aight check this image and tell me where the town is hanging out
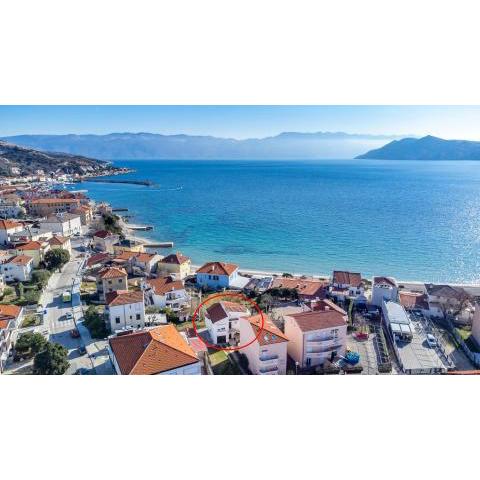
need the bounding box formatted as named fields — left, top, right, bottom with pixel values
left=0, top=173, right=479, bottom=375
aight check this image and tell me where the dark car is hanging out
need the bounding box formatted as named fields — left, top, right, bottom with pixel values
left=70, top=328, right=80, bottom=338
left=78, top=345, right=87, bottom=355
left=74, top=368, right=91, bottom=375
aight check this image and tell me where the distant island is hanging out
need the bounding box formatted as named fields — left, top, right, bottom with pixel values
left=1, top=131, right=405, bottom=160
left=0, top=140, right=129, bottom=177
left=356, top=135, right=480, bottom=160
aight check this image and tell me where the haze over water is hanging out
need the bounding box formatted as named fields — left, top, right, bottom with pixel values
left=77, top=159, right=480, bottom=284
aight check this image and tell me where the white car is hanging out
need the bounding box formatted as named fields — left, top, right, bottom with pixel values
left=426, top=334, right=437, bottom=348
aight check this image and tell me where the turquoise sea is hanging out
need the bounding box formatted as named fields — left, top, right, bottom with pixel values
left=75, top=160, right=480, bottom=284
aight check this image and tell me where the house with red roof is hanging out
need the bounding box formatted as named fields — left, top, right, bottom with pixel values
left=105, top=290, right=145, bottom=332
left=14, top=240, right=50, bottom=267
left=195, top=261, right=239, bottom=290
left=371, top=276, right=398, bottom=307
left=0, top=219, right=24, bottom=245
left=284, top=306, right=348, bottom=369
left=92, top=230, right=119, bottom=254
left=330, top=270, right=366, bottom=303
left=238, top=313, right=289, bottom=374
left=108, top=325, right=201, bottom=375
left=271, top=276, right=328, bottom=302
left=158, top=252, right=191, bottom=279
left=0, top=255, right=34, bottom=282
left=145, top=276, right=189, bottom=312
left=96, top=266, right=128, bottom=300
left=204, top=300, right=250, bottom=345
left=0, top=304, right=24, bottom=372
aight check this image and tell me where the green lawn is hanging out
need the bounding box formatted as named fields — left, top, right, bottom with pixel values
left=209, top=350, right=242, bottom=375
left=456, top=327, right=471, bottom=341
left=21, top=314, right=41, bottom=328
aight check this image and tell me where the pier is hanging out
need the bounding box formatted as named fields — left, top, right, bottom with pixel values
left=145, top=242, right=174, bottom=248
left=128, top=224, right=154, bottom=231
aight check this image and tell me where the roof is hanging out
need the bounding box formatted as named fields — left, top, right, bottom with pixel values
left=134, top=252, right=157, bottom=263
left=30, top=198, right=79, bottom=204
left=114, top=250, right=138, bottom=261
left=98, top=266, right=127, bottom=279
left=16, top=240, right=45, bottom=251
left=332, top=271, right=362, bottom=287
left=287, top=309, right=347, bottom=332
left=161, top=252, right=190, bottom=265
left=374, top=276, right=397, bottom=287
left=383, top=301, right=411, bottom=325
left=206, top=301, right=248, bottom=323
left=6, top=255, right=33, bottom=266
left=43, top=213, right=80, bottom=223
left=147, top=276, right=184, bottom=295
left=271, top=277, right=328, bottom=297
left=48, top=235, right=69, bottom=246
left=105, top=290, right=144, bottom=307
left=425, top=283, right=468, bottom=300
left=73, top=205, right=92, bottom=212
left=86, top=252, right=111, bottom=267
left=196, top=261, right=238, bottom=276
left=399, top=291, right=429, bottom=310
left=93, top=230, right=114, bottom=239
left=0, top=219, right=22, bottom=230
left=245, top=313, right=288, bottom=345
left=109, top=325, right=198, bottom=375
left=309, top=298, right=347, bottom=315
left=0, top=304, right=22, bottom=322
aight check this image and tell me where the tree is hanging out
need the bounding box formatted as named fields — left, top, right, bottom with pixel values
left=83, top=305, right=108, bottom=338
left=18, top=282, right=24, bottom=299
left=102, top=212, right=122, bottom=235
left=282, top=272, right=293, bottom=278
left=15, top=332, right=47, bottom=356
left=44, top=249, right=70, bottom=272
left=33, top=342, right=69, bottom=375
left=32, top=269, right=51, bottom=288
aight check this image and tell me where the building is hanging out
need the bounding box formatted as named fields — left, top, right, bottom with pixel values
left=113, top=250, right=160, bottom=275
left=271, top=276, right=328, bottom=302
left=425, top=283, right=470, bottom=319
left=108, top=325, right=201, bottom=375
left=204, top=300, right=250, bottom=345
left=382, top=300, right=414, bottom=341
left=86, top=252, right=111, bottom=269
left=238, top=313, right=289, bottom=374
left=27, top=197, right=81, bottom=216
left=113, top=238, right=145, bottom=255
left=38, top=213, right=82, bottom=237
left=399, top=290, right=429, bottom=314
left=10, top=227, right=53, bottom=244
left=96, top=266, right=128, bottom=300
left=284, top=306, right=348, bottom=369
left=196, top=261, right=239, bottom=290
left=92, top=230, right=119, bottom=254
left=146, top=276, right=189, bottom=311
left=371, top=276, right=398, bottom=307
left=471, top=304, right=480, bottom=347
left=330, top=270, right=365, bottom=302
left=158, top=252, right=191, bottom=279
left=15, top=240, right=50, bottom=267
left=0, top=304, right=24, bottom=373
left=48, top=235, right=72, bottom=255
left=0, top=255, right=34, bottom=282
left=71, top=204, right=93, bottom=225
left=0, top=195, right=26, bottom=218
left=105, top=290, right=145, bottom=332
left=0, top=219, right=24, bottom=245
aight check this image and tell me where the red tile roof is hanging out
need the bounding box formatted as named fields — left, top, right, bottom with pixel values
left=16, top=241, right=45, bottom=251
left=399, top=291, right=429, bottom=310
left=332, top=271, right=362, bottom=287
left=86, top=252, right=111, bottom=267
left=271, top=277, right=328, bottom=297
left=106, top=290, right=144, bottom=307
left=161, top=252, right=190, bottom=265
left=196, top=261, right=238, bottom=276
left=287, top=310, right=347, bottom=332
left=7, top=255, right=33, bottom=266
left=0, top=219, right=23, bottom=230
left=147, top=276, right=185, bottom=295
left=309, top=299, right=347, bottom=315
left=30, top=198, right=80, bottom=204
left=0, top=304, right=22, bottom=322
left=206, top=301, right=248, bottom=323
left=109, top=325, right=198, bottom=375
left=94, top=230, right=114, bottom=239
left=98, top=266, right=127, bottom=279
left=49, top=235, right=69, bottom=246
left=374, top=276, right=397, bottom=287
left=245, top=313, right=288, bottom=345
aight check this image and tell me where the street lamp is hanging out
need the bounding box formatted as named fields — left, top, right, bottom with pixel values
left=295, top=361, right=299, bottom=375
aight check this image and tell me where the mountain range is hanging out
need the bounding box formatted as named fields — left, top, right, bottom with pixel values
left=1, top=132, right=404, bottom=160
left=357, top=135, right=480, bottom=160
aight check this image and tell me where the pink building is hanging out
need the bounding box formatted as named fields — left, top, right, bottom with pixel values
left=284, top=306, right=347, bottom=369
left=238, top=314, right=288, bottom=375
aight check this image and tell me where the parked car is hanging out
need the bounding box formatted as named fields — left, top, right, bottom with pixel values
left=65, top=312, right=73, bottom=321
left=70, top=328, right=80, bottom=338
left=426, top=334, right=437, bottom=348
left=74, top=367, right=91, bottom=375
left=78, top=345, right=87, bottom=355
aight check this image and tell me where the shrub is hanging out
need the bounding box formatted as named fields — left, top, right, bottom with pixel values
left=32, top=269, right=51, bottom=288
left=83, top=305, right=108, bottom=339
left=44, top=249, right=70, bottom=271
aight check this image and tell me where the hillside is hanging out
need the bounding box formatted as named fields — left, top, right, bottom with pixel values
left=0, top=140, right=120, bottom=177
left=1, top=131, right=404, bottom=160
left=356, top=135, right=480, bottom=160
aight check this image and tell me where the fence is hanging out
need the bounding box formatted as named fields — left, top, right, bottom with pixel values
left=446, top=318, right=480, bottom=368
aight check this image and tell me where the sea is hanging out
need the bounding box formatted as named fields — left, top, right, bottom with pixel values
left=73, top=159, right=480, bottom=284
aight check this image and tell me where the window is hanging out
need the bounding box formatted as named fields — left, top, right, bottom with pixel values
left=118, top=279, right=122, bottom=284
left=136, top=314, right=141, bottom=320
left=115, top=317, right=120, bottom=324
left=108, top=280, right=112, bottom=285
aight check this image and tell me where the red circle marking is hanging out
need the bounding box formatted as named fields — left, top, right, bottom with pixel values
left=191, top=292, right=265, bottom=351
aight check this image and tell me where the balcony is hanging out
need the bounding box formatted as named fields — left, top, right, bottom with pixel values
left=259, top=354, right=279, bottom=362
left=259, top=365, right=279, bottom=374
left=307, top=335, right=338, bottom=344
left=306, top=344, right=343, bottom=355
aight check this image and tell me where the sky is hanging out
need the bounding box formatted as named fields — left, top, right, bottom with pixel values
left=1, top=105, right=480, bottom=140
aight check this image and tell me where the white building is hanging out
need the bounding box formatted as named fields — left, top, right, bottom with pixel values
left=92, top=230, right=119, bottom=253
left=0, top=255, right=34, bottom=282
left=105, top=290, right=145, bottom=333
left=204, top=300, right=250, bottom=345
left=196, top=261, right=239, bottom=290
left=382, top=300, right=413, bottom=341
left=0, top=305, right=24, bottom=373
left=145, top=276, right=189, bottom=312
left=471, top=304, right=480, bottom=347
left=331, top=270, right=365, bottom=302
left=108, top=325, right=201, bottom=375
left=39, top=213, right=82, bottom=237
left=0, top=219, right=24, bottom=245
left=238, top=313, right=289, bottom=374
left=0, top=195, right=26, bottom=218
left=371, top=276, right=398, bottom=307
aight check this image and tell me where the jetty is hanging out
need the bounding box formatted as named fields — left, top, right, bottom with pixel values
left=112, top=208, right=128, bottom=212
left=145, top=242, right=174, bottom=248
left=128, top=224, right=154, bottom=231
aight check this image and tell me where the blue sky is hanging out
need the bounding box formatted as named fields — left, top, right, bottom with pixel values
left=1, top=105, right=480, bottom=140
